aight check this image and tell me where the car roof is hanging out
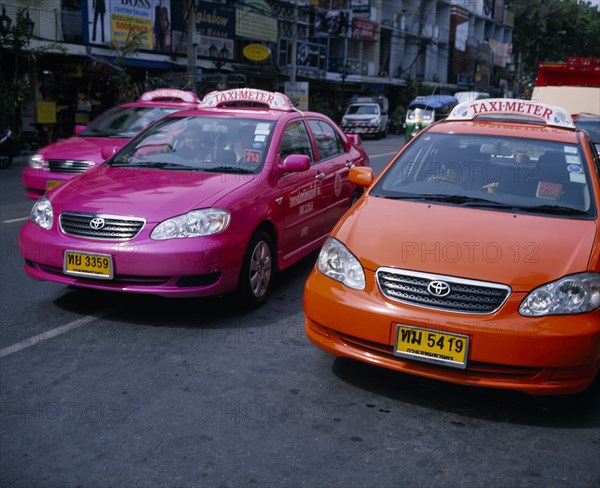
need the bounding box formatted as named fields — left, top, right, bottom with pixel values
left=429, top=119, right=580, bottom=144
left=161, top=88, right=334, bottom=123
left=435, top=98, right=582, bottom=142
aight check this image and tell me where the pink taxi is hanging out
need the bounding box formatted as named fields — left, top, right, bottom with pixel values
left=19, top=88, right=369, bottom=307
left=22, top=89, right=201, bottom=199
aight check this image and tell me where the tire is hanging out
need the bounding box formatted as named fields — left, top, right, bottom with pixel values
left=235, top=230, right=274, bottom=308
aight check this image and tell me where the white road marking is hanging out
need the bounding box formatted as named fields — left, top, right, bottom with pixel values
left=369, top=151, right=398, bottom=158
left=2, top=216, right=29, bottom=224
left=0, top=309, right=116, bottom=359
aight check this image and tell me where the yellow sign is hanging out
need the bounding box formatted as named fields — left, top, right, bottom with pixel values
left=111, top=14, right=152, bottom=50
left=37, top=101, right=57, bottom=124
left=243, top=44, right=271, bottom=62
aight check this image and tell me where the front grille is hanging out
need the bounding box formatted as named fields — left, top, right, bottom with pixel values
left=48, top=160, right=94, bottom=174
left=60, top=212, right=145, bottom=240
left=376, top=268, right=510, bottom=314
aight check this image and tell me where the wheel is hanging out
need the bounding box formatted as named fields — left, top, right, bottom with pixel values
left=236, top=230, right=274, bottom=308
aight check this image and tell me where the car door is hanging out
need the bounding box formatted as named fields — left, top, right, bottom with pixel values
left=277, top=120, right=329, bottom=259
left=307, top=118, right=354, bottom=231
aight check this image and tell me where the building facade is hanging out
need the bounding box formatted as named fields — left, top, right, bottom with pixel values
left=0, top=0, right=513, bottom=139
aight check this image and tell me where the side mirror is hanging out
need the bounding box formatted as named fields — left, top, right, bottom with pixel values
left=349, top=166, right=374, bottom=188
left=74, top=125, right=86, bottom=134
left=281, top=154, right=310, bottom=173
left=101, top=145, right=119, bottom=160
left=346, top=134, right=362, bottom=146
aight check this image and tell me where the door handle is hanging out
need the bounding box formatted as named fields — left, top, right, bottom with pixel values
left=315, top=172, right=326, bottom=180
left=345, top=161, right=354, bottom=168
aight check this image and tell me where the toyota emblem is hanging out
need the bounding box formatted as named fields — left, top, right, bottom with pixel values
left=427, top=280, right=451, bottom=297
left=90, top=217, right=106, bottom=230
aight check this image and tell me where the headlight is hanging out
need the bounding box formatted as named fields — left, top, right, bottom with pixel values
left=151, top=209, right=230, bottom=240
left=30, top=195, right=53, bottom=230
left=29, top=154, right=46, bottom=169
left=341, top=118, right=349, bottom=125
left=316, top=237, right=365, bottom=290
left=519, top=273, right=600, bottom=316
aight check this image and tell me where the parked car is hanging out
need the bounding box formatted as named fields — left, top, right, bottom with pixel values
left=19, top=88, right=369, bottom=307
left=573, top=113, right=600, bottom=152
left=304, top=98, right=600, bottom=395
left=22, top=89, right=201, bottom=199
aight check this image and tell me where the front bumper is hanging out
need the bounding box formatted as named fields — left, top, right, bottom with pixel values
left=303, top=268, right=600, bottom=395
left=19, top=221, right=246, bottom=298
left=341, top=124, right=380, bottom=135
left=22, top=167, right=79, bottom=200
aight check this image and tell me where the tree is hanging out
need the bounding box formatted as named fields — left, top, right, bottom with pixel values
left=0, top=7, right=35, bottom=133
left=106, top=28, right=149, bottom=104
left=511, top=0, right=600, bottom=86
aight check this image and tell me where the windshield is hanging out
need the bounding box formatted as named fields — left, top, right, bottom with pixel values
left=346, top=105, right=378, bottom=115
left=80, top=106, right=179, bottom=138
left=574, top=118, right=600, bottom=144
left=109, top=116, right=275, bottom=174
left=371, top=132, right=595, bottom=218
left=406, top=107, right=433, bottom=121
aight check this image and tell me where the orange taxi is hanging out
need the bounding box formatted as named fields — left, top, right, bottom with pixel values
left=304, top=98, right=600, bottom=395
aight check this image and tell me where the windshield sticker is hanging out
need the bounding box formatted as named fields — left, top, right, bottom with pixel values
left=243, top=149, right=262, bottom=164
left=565, top=154, right=581, bottom=165
left=255, top=123, right=271, bottom=134
left=252, top=142, right=263, bottom=149
left=564, top=146, right=578, bottom=154
left=537, top=181, right=562, bottom=199
left=567, top=164, right=583, bottom=174
left=570, top=173, right=586, bottom=184
left=254, top=135, right=266, bottom=142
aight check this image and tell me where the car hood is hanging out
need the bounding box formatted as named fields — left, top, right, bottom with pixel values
left=336, top=197, right=597, bottom=292
left=39, top=136, right=129, bottom=164
left=49, top=166, right=254, bottom=222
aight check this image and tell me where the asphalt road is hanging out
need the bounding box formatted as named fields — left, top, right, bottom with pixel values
left=1, top=135, right=598, bottom=488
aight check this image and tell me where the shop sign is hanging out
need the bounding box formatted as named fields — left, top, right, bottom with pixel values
left=243, top=44, right=271, bottom=62
left=236, top=0, right=277, bottom=43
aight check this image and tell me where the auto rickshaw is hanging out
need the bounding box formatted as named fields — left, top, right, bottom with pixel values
left=403, top=94, right=458, bottom=142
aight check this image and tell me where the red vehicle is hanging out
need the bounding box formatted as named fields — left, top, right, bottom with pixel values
left=22, top=89, right=201, bottom=199
left=532, top=57, right=600, bottom=120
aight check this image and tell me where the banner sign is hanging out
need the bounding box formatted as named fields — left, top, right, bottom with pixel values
left=86, top=0, right=172, bottom=52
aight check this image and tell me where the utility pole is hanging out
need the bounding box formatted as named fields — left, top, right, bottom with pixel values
left=187, top=1, right=197, bottom=91
left=290, top=0, right=297, bottom=82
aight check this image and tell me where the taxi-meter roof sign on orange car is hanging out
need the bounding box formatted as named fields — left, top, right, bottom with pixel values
left=304, top=98, right=600, bottom=395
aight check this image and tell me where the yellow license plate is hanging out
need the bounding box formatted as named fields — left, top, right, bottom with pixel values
left=63, top=251, right=113, bottom=280
left=46, top=180, right=62, bottom=190
left=394, top=325, right=469, bottom=369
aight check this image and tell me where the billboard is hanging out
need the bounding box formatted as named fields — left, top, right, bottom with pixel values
left=86, top=0, right=172, bottom=53
left=314, top=9, right=352, bottom=38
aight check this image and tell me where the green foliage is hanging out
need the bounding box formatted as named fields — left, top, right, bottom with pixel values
left=511, top=0, right=600, bottom=84
left=106, top=28, right=150, bottom=104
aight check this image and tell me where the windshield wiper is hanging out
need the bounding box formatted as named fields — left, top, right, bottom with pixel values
left=517, top=204, right=588, bottom=216
left=110, top=161, right=196, bottom=171
left=205, top=165, right=255, bottom=174
left=378, top=194, right=508, bottom=207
